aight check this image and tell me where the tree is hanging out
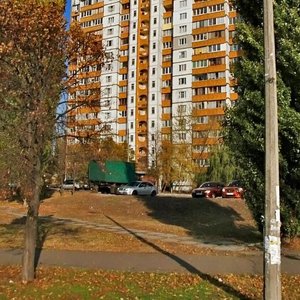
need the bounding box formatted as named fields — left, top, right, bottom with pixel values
left=0, top=0, right=105, bottom=282
left=224, top=0, right=300, bottom=238
left=64, top=137, right=131, bottom=184
left=205, top=144, right=238, bottom=184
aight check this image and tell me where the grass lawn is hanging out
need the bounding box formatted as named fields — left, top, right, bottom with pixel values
left=0, top=265, right=299, bottom=299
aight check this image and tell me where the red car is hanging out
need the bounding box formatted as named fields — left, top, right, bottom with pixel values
left=222, top=180, right=244, bottom=198
left=192, top=181, right=225, bottom=198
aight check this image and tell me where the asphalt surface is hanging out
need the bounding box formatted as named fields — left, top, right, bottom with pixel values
left=0, top=248, right=299, bottom=275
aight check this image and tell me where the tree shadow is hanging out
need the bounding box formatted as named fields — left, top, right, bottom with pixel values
left=8, top=215, right=81, bottom=274
left=105, top=215, right=253, bottom=300
left=138, top=195, right=262, bottom=246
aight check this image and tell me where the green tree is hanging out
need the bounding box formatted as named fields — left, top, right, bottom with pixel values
left=224, top=0, right=300, bottom=237
left=0, top=0, right=105, bottom=282
left=205, top=145, right=238, bottom=185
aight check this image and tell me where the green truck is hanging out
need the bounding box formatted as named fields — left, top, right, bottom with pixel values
left=88, top=160, right=137, bottom=193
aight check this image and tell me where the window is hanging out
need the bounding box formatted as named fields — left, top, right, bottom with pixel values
left=164, top=17, right=172, bottom=24
left=193, top=33, right=207, bottom=41
left=179, top=77, right=187, bottom=85
left=163, top=67, right=172, bottom=74
left=179, top=0, right=187, bottom=7
left=151, top=120, right=155, bottom=128
left=106, top=76, right=112, bottom=82
left=151, top=107, right=155, bottom=114
left=107, top=28, right=113, bottom=35
left=179, top=25, right=187, bottom=33
left=163, top=54, right=172, bottom=62
left=153, top=18, right=157, bottom=24
left=208, top=44, right=221, bottom=52
left=179, top=91, right=186, bottom=99
left=132, top=46, right=135, bottom=53
left=179, top=51, right=187, bottom=58
left=178, top=105, right=186, bottom=113
left=180, top=12, right=187, bottom=20
left=193, top=60, right=208, bottom=68
left=163, top=41, right=172, bottom=49
left=119, top=98, right=127, bottom=105
left=179, top=64, right=186, bottom=72
left=163, top=29, right=172, bottom=36
left=178, top=132, right=186, bottom=140
left=120, top=111, right=127, bottom=117
left=106, top=40, right=113, bottom=47
left=108, top=17, right=114, bottom=24
left=152, top=81, right=155, bottom=88
left=179, top=38, right=187, bottom=46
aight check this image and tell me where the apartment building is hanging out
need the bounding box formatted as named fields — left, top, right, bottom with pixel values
left=67, top=0, right=239, bottom=174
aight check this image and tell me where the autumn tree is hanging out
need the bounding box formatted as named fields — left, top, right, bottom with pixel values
left=0, top=0, right=105, bottom=282
left=63, top=137, right=131, bottom=184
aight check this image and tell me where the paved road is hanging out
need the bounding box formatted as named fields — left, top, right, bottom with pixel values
left=0, top=248, right=299, bottom=275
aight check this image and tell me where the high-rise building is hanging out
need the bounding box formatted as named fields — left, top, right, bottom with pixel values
left=67, top=0, right=239, bottom=174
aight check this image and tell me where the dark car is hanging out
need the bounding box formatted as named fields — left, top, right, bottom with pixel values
left=222, top=180, right=244, bottom=198
left=192, top=181, right=225, bottom=198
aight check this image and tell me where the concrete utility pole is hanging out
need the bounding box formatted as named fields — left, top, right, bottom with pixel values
left=263, top=0, right=281, bottom=299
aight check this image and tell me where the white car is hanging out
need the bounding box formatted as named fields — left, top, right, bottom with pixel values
left=117, top=181, right=157, bottom=196
left=61, top=179, right=80, bottom=191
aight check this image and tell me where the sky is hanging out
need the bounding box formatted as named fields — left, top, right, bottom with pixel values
left=64, top=0, right=71, bottom=25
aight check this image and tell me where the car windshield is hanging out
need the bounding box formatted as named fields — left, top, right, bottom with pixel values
left=200, top=182, right=217, bottom=188
left=64, top=180, right=74, bottom=184
left=127, top=182, right=140, bottom=187
left=228, top=181, right=240, bottom=187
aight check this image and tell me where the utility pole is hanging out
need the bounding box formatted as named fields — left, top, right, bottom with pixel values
left=263, top=0, right=281, bottom=299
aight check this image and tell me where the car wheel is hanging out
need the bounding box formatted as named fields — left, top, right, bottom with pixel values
left=151, top=191, right=156, bottom=197
left=132, top=190, right=138, bottom=195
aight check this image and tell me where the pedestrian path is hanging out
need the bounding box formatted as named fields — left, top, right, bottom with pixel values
left=0, top=248, right=299, bottom=275
left=5, top=206, right=259, bottom=252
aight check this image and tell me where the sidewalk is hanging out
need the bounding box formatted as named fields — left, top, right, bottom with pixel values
left=0, top=248, right=299, bottom=275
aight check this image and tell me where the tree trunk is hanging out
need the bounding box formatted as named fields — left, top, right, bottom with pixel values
left=22, top=157, right=41, bottom=283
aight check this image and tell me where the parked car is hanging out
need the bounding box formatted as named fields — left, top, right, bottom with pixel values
left=117, top=181, right=157, bottom=196
left=222, top=180, right=244, bottom=198
left=191, top=181, right=225, bottom=198
left=61, top=179, right=80, bottom=191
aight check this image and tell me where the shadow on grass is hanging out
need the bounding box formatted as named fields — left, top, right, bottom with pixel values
left=8, top=215, right=81, bottom=274
left=137, top=195, right=261, bottom=246
left=105, top=214, right=253, bottom=300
